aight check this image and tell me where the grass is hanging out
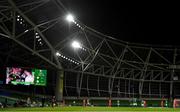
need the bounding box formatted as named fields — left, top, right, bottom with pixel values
left=0, top=106, right=180, bottom=112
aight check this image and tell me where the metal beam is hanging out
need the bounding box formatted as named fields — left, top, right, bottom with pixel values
left=8, top=0, right=62, bottom=69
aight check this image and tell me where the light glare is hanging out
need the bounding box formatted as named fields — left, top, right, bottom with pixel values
left=66, top=14, right=74, bottom=22
left=56, top=52, right=60, bottom=56
left=72, top=41, right=81, bottom=49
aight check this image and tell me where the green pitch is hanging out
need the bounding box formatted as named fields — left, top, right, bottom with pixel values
left=0, top=106, right=180, bottom=112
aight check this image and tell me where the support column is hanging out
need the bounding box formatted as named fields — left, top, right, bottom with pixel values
left=170, top=48, right=177, bottom=107
left=170, top=70, right=174, bottom=107
left=55, top=70, right=64, bottom=102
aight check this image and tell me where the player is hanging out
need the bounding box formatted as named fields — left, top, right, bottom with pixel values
left=23, top=70, right=34, bottom=85
left=6, top=68, right=21, bottom=84
left=26, top=97, right=31, bottom=107
left=52, top=96, right=56, bottom=107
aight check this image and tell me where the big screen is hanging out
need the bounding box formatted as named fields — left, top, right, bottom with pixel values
left=6, top=67, right=47, bottom=86
left=6, top=67, right=34, bottom=85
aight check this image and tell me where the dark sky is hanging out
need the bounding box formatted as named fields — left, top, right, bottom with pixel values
left=62, top=1, right=179, bottom=46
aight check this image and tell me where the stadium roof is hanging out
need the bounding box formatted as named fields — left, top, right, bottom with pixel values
left=0, top=0, right=179, bottom=72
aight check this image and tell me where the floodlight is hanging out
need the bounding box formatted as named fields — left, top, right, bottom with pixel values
left=56, top=52, right=60, bottom=56
left=36, top=35, right=40, bottom=38
left=72, top=41, right=81, bottom=49
left=66, top=14, right=74, bottom=23
left=24, top=30, right=29, bottom=33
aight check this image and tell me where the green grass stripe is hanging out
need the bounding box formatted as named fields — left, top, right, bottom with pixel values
left=1, top=106, right=180, bottom=111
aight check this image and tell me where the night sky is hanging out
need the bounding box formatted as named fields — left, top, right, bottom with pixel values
left=62, top=1, right=179, bottom=46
